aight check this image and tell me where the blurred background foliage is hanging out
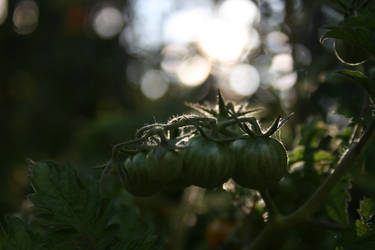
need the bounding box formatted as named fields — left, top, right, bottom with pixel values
left=1, top=0, right=375, bottom=249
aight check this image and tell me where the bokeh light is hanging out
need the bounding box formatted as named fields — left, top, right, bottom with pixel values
left=265, top=31, right=291, bottom=53
left=123, top=0, right=266, bottom=96
left=161, top=44, right=190, bottom=76
left=246, top=28, right=261, bottom=52
left=93, top=6, right=124, bottom=39
left=218, top=0, right=260, bottom=26
left=13, top=0, right=39, bottom=35
left=124, top=0, right=174, bottom=51
left=177, top=55, right=211, bottom=87
left=295, top=43, right=312, bottom=66
left=269, top=53, right=294, bottom=73
left=163, top=8, right=211, bottom=44
left=198, top=18, right=249, bottom=63
left=272, top=72, right=297, bottom=90
left=229, top=64, right=260, bottom=96
left=140, top=70, right=169, bottom=100
left=122, top=0, right=299, bottom=97
left=0, top=0, right=7, bottom=25
left=253, top=55, right=272, bottom=85
left=267, top=0, right=285, bottom=13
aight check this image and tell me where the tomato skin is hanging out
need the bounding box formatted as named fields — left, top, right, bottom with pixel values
left=122, top=152, right=162, bottom=196
left=147, top=146, right=183, bottom=184
left=231, top=137, right=288, bottom=190
left=334, top=39, right=370, bottom=66
left=122, top=146, right=183, bottom=196
left=182, top=136, right=234, bottom=189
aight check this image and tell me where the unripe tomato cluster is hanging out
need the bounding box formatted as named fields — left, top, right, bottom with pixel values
left=113, top=91, right=290, bottom=196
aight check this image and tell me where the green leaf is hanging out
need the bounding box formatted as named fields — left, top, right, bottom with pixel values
left=358, top=198, right=375, bottom=222
left=27, top=161, right=161, bottom=249
left=336, top=199, right=375, bottom=250
left=28, top=161, right=116, bottom=248
left=320, top=12, right=375, bottom=55
left=113, top=235, right=162, bottom=250
left=336, top=70, right=375, bottom=102
left=341, top=9, right=375, bottom=30
left=336, top=227, right=375, bottom=250
left=356, top=220, right=371, bottom=236
left=288, top=146, right=305, bottom=165
left=0, top=216, right=46, bottom=250
left=312, top=76, right=367, bottom=119
left=321, top=27, right=375, bottom=55
left=325, top=176, right=352, bottom=224
left=313, top=150, right=335, bottom=162
left=299, top=121, right=328, bottom=149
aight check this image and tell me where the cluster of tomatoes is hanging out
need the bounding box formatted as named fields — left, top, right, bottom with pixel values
left=111, top=91, right=290, bottom=196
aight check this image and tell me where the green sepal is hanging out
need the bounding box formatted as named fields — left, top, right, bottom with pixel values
left=263, top=115, right=281, bottom=137
left=217, top=89, right=228, bottom=118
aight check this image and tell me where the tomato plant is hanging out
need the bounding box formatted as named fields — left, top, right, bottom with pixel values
left=3, top=1, right=375, bottom=250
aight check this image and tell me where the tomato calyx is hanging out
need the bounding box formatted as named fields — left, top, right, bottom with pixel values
left=133, top=89, right=267, bottom=143
left=185, top=90, right=263, bottom=138
left=228, top=110, right=294, bottom=139
left=185, top=90, right=262, bottom=122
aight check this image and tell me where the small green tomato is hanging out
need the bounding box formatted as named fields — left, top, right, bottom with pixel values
left=231, top=136, right=288, bottom=190
left=182, top=136, right=234, bottom=189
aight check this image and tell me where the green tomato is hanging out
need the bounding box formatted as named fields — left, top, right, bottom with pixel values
left=182, top=136, right=234, bottom=189
left=122, top=146, right=183, bottom=196
left=147, top=146, right=183, bottom=184
left=334, top=39, right=370, bottom=66
left=122, top=152, right=162, bottom=196
left=231, top=137, right=288, bottom=190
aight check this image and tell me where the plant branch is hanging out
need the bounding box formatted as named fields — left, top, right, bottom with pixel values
left=259, top=190, right=280, bottom=218
left=247, top=118, right=375, bottom=250
left=305, top=218, right=346, bottom=231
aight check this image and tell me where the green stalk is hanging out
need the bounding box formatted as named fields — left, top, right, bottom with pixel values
left=259, top=189, right=281, bottom=219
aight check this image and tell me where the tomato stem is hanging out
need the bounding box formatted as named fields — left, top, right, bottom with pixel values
left=136, top=123, right=164, bottom=138
left=136, top=116, right=216, bottom=138
left=259, top=189, right=281, bottom=219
